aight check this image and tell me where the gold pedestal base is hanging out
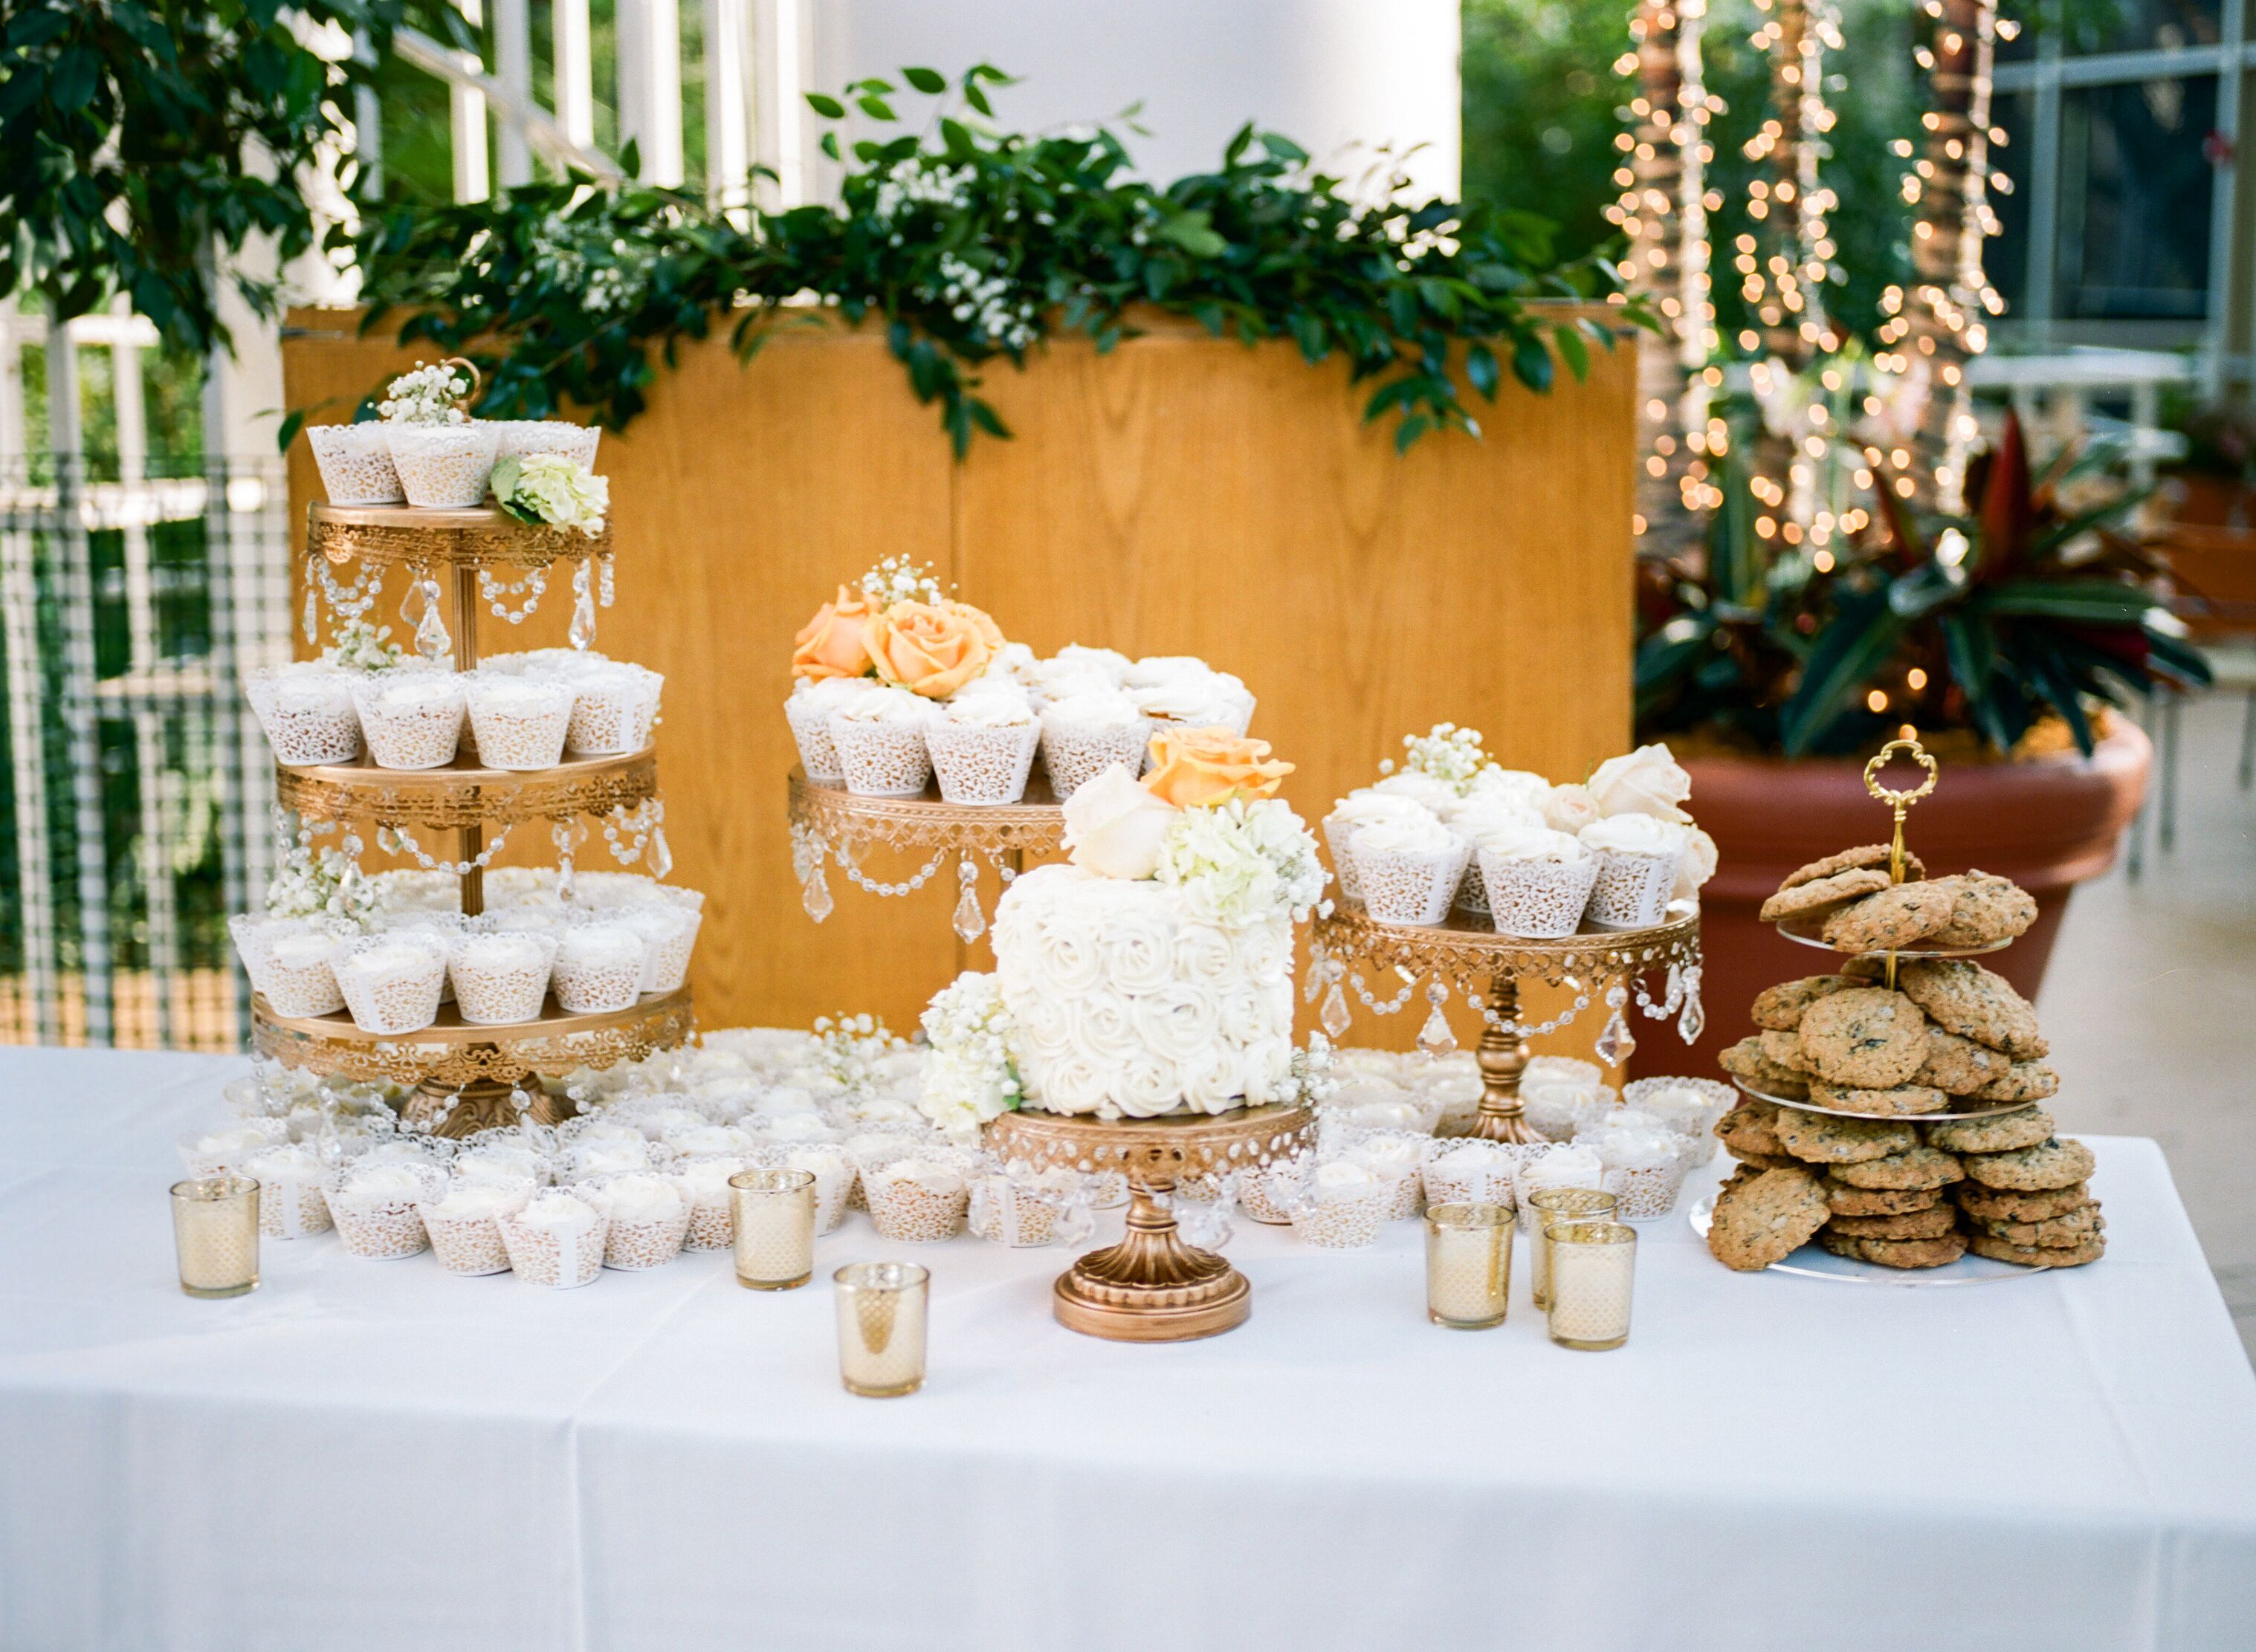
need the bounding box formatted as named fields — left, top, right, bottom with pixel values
left=986, top=1103, right=1313, bottom=1344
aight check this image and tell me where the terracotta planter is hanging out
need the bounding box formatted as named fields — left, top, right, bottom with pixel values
left=1646, top=722, right=2150, bottom=1081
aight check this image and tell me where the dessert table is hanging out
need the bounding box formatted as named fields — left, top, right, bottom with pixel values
left=5, top=1048, right=2255, bottom=1652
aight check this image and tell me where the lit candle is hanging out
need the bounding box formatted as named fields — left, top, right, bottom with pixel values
left=834, top=1261, right=929, bottom=1397
left=1547, top=1221, right=1638, bottom=1350
left=1424, top=1202, right=1512, bottom=1328
left=1526, top=1187, right=1617, bottom=1312
left=170, top=1176, right=260, bottom=1298
left=730, top=1169, right=815, bottom=1289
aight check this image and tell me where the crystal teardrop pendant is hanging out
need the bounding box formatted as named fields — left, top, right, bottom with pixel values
left=569, top=559, right=597, bottom=650
left=1319, top=980, right=1352, bottom=1040
left=415, top=587, right=450, bottom=661
left=1594, top=1006, right=1633, bottom=1067
left=304, top=587, right=318, bottom=645
left=951, top=859, right=986, bottom=943
left=1677, top=968, right=1706, bottom=1046
left=647, top=824, right=673, bottom=881
left=803, top=862, right=833, bottom=922
left=1417, top=1002, right=1457, bottom=1057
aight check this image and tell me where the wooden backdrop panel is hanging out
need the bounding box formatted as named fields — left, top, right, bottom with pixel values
left=284, top=308, right=1639, bottom=1062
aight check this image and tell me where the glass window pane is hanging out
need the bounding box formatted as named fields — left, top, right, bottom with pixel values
left=2056, top=75, right=2220, bottom=319
left=2063, top=0, right=2224, bottom=56
left=1990, top=89, right=2037, bottom=317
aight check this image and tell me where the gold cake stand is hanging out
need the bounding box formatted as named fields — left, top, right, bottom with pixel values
left=786, top=766, right=1067, bottom=937
left=986, top=1104, right=1316, bottom=1341
left=308, top=500, right=613, bottom=569
left=277, top=748, right=657, bottom=830
left=1308, top=901, right=1703, bottom=1143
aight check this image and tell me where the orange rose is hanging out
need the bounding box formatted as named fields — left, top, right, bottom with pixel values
left=1142, top=726, right=1293, bottom=809
left=791, top=585, right=875, bottom=681
left=941, top=599, right=1006, bottom=655
left=864, top=600, right=995, bottom=699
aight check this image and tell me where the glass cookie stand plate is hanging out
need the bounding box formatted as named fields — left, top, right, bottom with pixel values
left=1687, top=1194, right=2052, bottom=1286
left=1727, top=1075, right=2038, bottom=1124
left=1307, top=898, right=1703, bottom=1144
left=1772, top=916, right=2014, bottom=960
left=786, top=766, right=1068, bottom=940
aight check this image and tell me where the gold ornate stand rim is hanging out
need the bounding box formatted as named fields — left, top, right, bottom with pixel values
left=986, top=1104, right=1314, bottom=1342
left=308, top=501, right=613, bottom=569
left=277, top=748, right=657, bottom=829
left=786, top=766, right=1068, bottom=849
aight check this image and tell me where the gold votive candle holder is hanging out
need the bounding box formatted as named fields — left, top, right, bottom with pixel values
left=170, top=1176, right=260, bottom=1298
left=730, top=1168, right=816, bottom=1289
left=834, top=1261, right=929, bottom=1398
left=1527, top=1187, right=1617, bottom=1312
left=1546, top=1220, right=1638, bottom=1350
left=1424, top=1202, right=1513, bottom=1328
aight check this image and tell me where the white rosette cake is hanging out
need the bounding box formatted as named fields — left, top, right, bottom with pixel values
left=918, top=727, right=1322, bottom=1132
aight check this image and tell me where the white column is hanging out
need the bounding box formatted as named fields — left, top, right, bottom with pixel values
left=618, top=0, right=686, bottom=185
left=752, top=0, right=815, bottom=207
left=492, top=0, right=534, bottom=187
left=451, top=0, right=491, bottom=202
left=705, top=0, right=755, bottom=213
left=553, top=0, right=597, bottom=148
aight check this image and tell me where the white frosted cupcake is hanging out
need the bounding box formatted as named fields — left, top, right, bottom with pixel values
left=350, top=670, right=466, bottom=770
left=585, top=1172, right=691, bottom=1270
left=334, top=933, right=450, bottom=1034
left=306, top=423, right=404, bottom=505
left=1125, top=667, right=1254, bottom=739
left=1476, top=823, right=1600, bottom=939
left=1579, top=1118, right=1696, bottom=1219
left=384, top=421, right=500, bottom=508
left=1368, top=770, right=1462, bottom=812
left=611, top=902, right=701, bottom=994
left=465, top=673, right=577, bottom=770
left=1420, top=1138, right=1519, bottom=1209
left=489, top=420, right=601, bottom=466
left=927, top=688, right=1040, bottom=805
left=259, top=926, right=350, bottom=1017
left=1349, top=810, right=1470, bottom=927
left=551, top=924, right=647, bottom=1014
left=1322, top=791, right=1435, bottom=903
left=1286, top=1160, right=1393, bottom=1248
left=1512, top=1144, right=1607, bottom=1234
left=1577, top=814, right=1689, bottom=930
left=325, top=1162, right=446, bottom=1259
left=447, top=930, right=557, bottom=1025
left=497, top=1188, right=607, bottom=1288
left=675, top=1156, right=748, bottom=1249
left=786, top=676, right=879, bottom=783
left=1622, top=1077, right=1736, bottom=1164
left=177, top=1117, right=291, bottom=1178
left=1037, top=686, right=1149, bottom=798
left=420, top=1178, right=531, bottom=1274
left=779, top=1144, right=855, bottom=1235
left=862, top=1153, right=974, bottom=1242
left=1440, top=792, right=1544, bottom=916
left=1344, top=1132, right=1429, bottom=1220
left=245, top=663, right=362, bottom=765
left=830, top=685, right=937, bottom=796
left=564, top=662, right=662, bottom=756
left=242, top=1142, right=335, bottom=1238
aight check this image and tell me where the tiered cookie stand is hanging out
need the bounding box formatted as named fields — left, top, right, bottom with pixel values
left=987, top=1104, right=1315, bottom=1341
left=786, top=768, right=1066, bottom=942
left=1308, top=902, right=1704, bottom=1142
left=251, top=502, right=694, bottom=1135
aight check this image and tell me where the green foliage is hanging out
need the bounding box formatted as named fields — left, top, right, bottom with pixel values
left=0, top=0, right=447, bottom=357
left=352, top=66, right=1634, bottom=456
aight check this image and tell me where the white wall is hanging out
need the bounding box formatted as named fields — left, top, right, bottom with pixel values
left=816, top=0, right=1461, bottom=198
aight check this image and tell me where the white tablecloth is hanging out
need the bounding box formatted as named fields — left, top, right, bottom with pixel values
left=4, top=1047, right=2255, bottom=1651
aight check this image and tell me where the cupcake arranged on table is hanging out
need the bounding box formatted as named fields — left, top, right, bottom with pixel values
left=1325, top=726, right=1718, bottom=935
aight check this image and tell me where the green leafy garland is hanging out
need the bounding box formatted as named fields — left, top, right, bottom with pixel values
left=347, top=66, right=1637, bottom=456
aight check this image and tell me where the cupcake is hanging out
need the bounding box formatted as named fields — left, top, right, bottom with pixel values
left=384, top=421, right=500, bottom=509
left=780, top=1145, right=855, bottom=1235
left=1476, top=823, right=1600, bottom=939
left=420, top=1179, right=531, bottom=1274
left=830, top=685, right=937, bottom=796
left=785, top=676, right=879, bottom=783
left=926, top=688, right=1041, bottom=805
left=1322, top=791, right=1435, bottom=903
left=230, top=915, right=348, bottom=1017
left=245, top=663, right=362, bottom=765
left=497, top=1189, right=607, bottom=1288
left=968, top=1164, right=1087, bottom=1247
left=1368, top=770, right=1462, bottom=812
left=489, top=420, right=601, bottom=467
left=464, top=673, right=577, bottom=770
left=675, top=1156, right=748, bottom=1249
left=1621, top=1077, right=1736, bottom=1162
left=862, top=1154, right=972, bottom=1242
left=1577, top=814, right=1690, bottom=930
left=350, top=670, right=467, bottom=770
left=325, top=1162, right=446, bottom=1259
left=1036, top=686, right=1149, bottom=798
left=1512, top=1144, right=1606, bottom=1235
left=1420, top=1138, right=1519, bottom=1209
left=1348, top=810, right=1470, bottom=927
left=177, top=1118, right=291, bottom=1178
left=1519, top=1068, right=1620, bottom=1143
left=306, top=423, right=404, bottom=505
left=563, top=662, right=662, bottom=757
left=550, top=924, right=647, bottom=1014
left=1577, top=1116, right=1696, bottom=1219
left=454, top=1138, right=555, bottom=1187
left=447, top=930, right=558, bottom=1025
left=1285, top=1159, right=1393, bottom=1249
left=242, top=1143, right=336, bottom=1238
left=334, top=933, right=450, bottom=1035
left=1442, top=792, right=1545, bottom=916
left=1125, top=666, right=1254, bottom=739
left=585, top=1172, right=691, bottom=1269
left=611, top=902, right=701, bottom=994
left=1343, top=1132, right=1429, bottom=1220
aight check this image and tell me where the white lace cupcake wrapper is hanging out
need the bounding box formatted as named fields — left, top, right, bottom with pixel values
left=1321, top=818, right=1364, bottom=902
left=864, top=1180, right=970, bottom=1243
left=256, top=1177, right=334, bottom=1239
left=421, top=1206, right=519, bottom=1274
left=448, top=943, right=558, bottom=1025
left=498, top=1211, right=609, bottom=1287
left=1453, top=858, right=1491, bottom=915
left=1584, top=847, right=1683, bottom=930
left=784, top=697, right=844, bottom=783
left=352, top=688, right=467, bottom=771
left=1479, top=853, right=1603, bottom=940
left=1353, top=840, right=1472, bottom=927
left=466, top=697, right=575, bottom=770
left=637, top=910, right=701, bottom=994
left=1038, top=720, right=1149, bottom=799
left=551, top=953, right=644, bottom=1014
left=326, top=1191, right=436, bottom=1259
left=1287, top=1188, right=1394, bottom=1248
left=492, top=421, right=601, bottom=465
left=385, top=425, right=500, bottom=510
left=564, top=676, right=661, bottom=756
left=833, top=720, right=934, bottom=797
left=336, top=949, right=449, bottom=1035
left=245, top=673, right=363, bottom=765
left=308, top=424, right=404, bottom=506
left=1600, top=1159, right=1693, bottom=1220
left=926, top=722, right=1040, bottom=805
left=601, top=1208, right=691, bottom=1270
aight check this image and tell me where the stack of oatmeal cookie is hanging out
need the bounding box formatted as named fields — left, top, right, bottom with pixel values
left=1703, top=844, right=2106, bottom=1274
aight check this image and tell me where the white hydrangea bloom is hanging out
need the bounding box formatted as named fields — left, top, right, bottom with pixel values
left=494, top=454, right=610, bottom=537
left=917, top=973, right=1023, bottom=1141
left=1154, top=797, right=1325, bottom=928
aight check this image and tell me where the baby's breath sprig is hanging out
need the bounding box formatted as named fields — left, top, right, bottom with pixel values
left=378, top=360, right=473, bottom=426
left=1400, top=722, right=1490, bottom=792
left=858, top=555, right=946, bottom=608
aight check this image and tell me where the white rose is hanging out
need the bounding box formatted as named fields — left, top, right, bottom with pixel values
left=1061, top=765, right=1179, bottom=880
left=1586, top=743, right=1693, bottom=824
left=1172, top=924, right=1238, bottom=988
left=1117, top=1055, right=1183, bottom=1118
left=1540, top=783, right=1603, bottom=835
left=1181, top=1046, right=1243, bottom=1112
left=1135, top=983, right=1222, bottom=1062
left=1103, top=910, right=1179, bottom=994
left=1076, top=995, right=1140, bottom=1058
left=1673, top=826, right=1719, bottom=901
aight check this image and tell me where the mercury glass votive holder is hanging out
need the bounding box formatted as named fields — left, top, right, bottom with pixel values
left=729, top=1168, right=816, bottom=1289
left=1546, top=1220, right=1638, bottom=1351
left=1424, top=1202, right=1513, bottom=1328
left=1527, top=1187, right=1618, bottom=1312
left=171, top=1176, right=261, bottom=1298
left=834, top=1261, right=929, bottom=1398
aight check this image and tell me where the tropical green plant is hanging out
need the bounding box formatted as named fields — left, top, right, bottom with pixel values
left=1637, top=409, right=2213, bottom=757
left=0, top=0, right=442, bottom=357
left=348, top=65, right=1635, bottom=456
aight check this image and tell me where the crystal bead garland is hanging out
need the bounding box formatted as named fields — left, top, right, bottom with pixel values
left=381, top=821, right=514, bottom=875
left=478, top=566, right=546, bottom=623
left=1416, top=979, right=1457, bottom=1057
left=1594, top=982, right=1634, bottom=1067
left=601, top=799, right=662, bottom=867
left=303, top=551, right=381, bottom=643
left=951, top=856, right=986, bottom=944
left=553, top=818, right=585, bottom=901
left=569, top=557, right=597, bottom=650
